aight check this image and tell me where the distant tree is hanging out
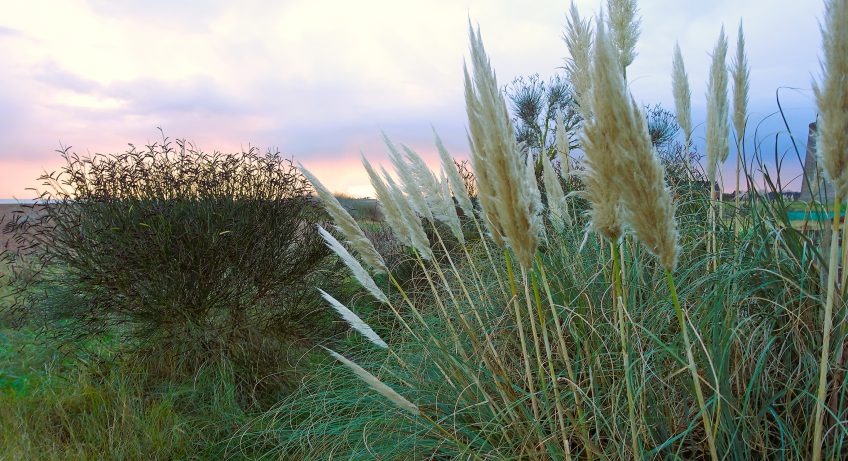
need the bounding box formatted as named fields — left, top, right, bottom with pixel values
left=506, top=77, right=698, bottom=182
left=644, top=104, right=679, bottom=149
left=507, top=73, right=581, bottom=165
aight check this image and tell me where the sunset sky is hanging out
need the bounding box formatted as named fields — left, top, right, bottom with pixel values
left=0, top=0, right=824, bottom=199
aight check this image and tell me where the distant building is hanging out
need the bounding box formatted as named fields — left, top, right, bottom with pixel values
left=799, top=122, right=838, bottom=203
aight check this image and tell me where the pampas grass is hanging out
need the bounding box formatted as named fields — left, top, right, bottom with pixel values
left=263, top=2, right=847, bottom=459
left=563, top=2, right=594, bottom=118
left=811, top=1, right=848, bottom=459
left=732, top=21, right=750, bottom=145
left=318, top=289, right=387, bottom=348
left=705, top=27, right=729, bottom=271
left=616, top=100, right=680, bottom=270
left=384, top=134, right=434, bottom=222
left=322, top=347, right=419, bottom=415
left=464, top=22, right=542, bottom=269
left=580, top=23, right=623, bottom=243
left=435, top=131, right=474, bottom=217
left=672, top=42, right=693, bottom=146
left=400, top=143, right=464, bottom=243
left=317, top=225, right=388, bottom=304
left=299, top=164, right=387, bottom=273
left=813, top=0, right=848, bottom=197
left=732, top=21, right=750, bottom=219
left=606, top=0, right=640, bottom=73
left=555, top=111, right=572, bottom=178
left=705, top=27, right=730, bottom=186
left=541, top=151, right=570, bottom=227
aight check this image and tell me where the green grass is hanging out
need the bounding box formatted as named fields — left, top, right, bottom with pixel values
left=0, top=324, right=290, bottom=460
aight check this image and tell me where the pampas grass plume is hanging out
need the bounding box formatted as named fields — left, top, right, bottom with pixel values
left=384, top=134, right=433, bottom=222
left=400, top=144, right=464, bottom=243
left=434, top=131, right=474, bottom=217
left=732, top=21, right=750, bottom=141
left=618, top=99, right=680, bottom=270
left=384, top=169, right=434, bottom=260
left=317, top=225, right=388, bottom=304
left=564, top=3, right=594, bottom=118
left=555, top=111, right=572, bottom=178
left=299, top=164, right=387, bottom=273
left=814, top=0, right=848, bottom=196
left=322, top=346, right=419, bottom=415
left=319, top=289, right=387, bottom=348
left=542, top=152, right=571, bottom=227
left=607, top=0, right=640, bottom=71
left=582, top=19, right=678, bottom=268
left=672, top=42, right=693, bottom=142
left=464, top=22, right=541, bottom=268
left=579, top=21, right=624, bottom=242
left=705, top=27, right=729, bottom=185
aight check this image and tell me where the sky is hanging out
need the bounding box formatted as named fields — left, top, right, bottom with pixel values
left=0, top=0, right=826, bottom=198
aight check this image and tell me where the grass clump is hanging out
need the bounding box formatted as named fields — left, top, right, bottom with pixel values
left=254, top=1, right=848, bottom=459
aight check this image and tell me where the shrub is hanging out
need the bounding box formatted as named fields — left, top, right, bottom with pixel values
left=2, top=136, right=337, bottom=390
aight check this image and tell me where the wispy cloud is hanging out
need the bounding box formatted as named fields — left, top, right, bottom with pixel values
left=0, top=0, right=825, bottom=196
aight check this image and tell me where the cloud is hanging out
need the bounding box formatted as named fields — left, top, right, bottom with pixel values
left=0, top=25, right=21, bottom=37
left=0, top=0, right=827, bottom=197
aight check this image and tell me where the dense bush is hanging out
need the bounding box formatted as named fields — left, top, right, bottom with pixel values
left=2, top=136, right=337, bottom=387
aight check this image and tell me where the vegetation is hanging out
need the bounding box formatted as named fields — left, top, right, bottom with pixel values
left=260, top=1, right=848, bottom=459
left=2, top=0, right=847, bottom=459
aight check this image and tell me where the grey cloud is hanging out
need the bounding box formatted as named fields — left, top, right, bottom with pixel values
left=34, top=62, right=101, bottom=93
left=106, top=77, right=242, bottom=115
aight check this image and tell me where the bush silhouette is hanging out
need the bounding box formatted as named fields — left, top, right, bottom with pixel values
left=3, top=136, right=337, bottom=392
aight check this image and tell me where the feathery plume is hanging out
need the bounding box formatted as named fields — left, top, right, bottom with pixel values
left=579, top=21, right=624, bottom=242
left=400, top=144, right=463, bottom=242
left=555, top=111, right=572, bottom=178
left=360, top=154, right=433, bottom=260
left=813, top=0, right=848, bottom=196
left=434, top=131, right=474, bottom=217
left=437, top=172, right=466, bottom=243
left=361, top=155, right=413, bottom=249
left=464, top=22, right=541, bottom=268
left=585, top=20, right=678, bottom=267
left=732, top=21, right=750, bottom=142
left=563, top=3, right=594, bottom=118
left=606, top=0, right=641, bottom=71
left=299, top=165, right=387, bottom=273
left=523, top=150, right=545, bottom=242
left=319, top=290, right=387, bottom=348
left=617, top=98, right=680, bottom=270
left=398, top=141, right=464, bottom=243
left=384, top=169, right=434, bottom=260
left=705, top=27, right=729, bottom=185
left=383, top=134, right=433, bottom=222
left=322, top=347, right=419, bottom=415
left=317, top=225, right=388, bottom=304
left=672, top=42, right=693, bottom=143
left=541, top=151, right=571, bottom=227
